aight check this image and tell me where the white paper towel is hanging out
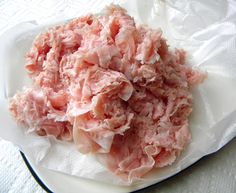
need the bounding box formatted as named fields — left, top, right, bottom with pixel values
left=0, top=0, right=236, bottom=190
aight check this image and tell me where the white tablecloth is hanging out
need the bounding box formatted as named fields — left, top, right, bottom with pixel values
left=0, top=1, right=235, bottom=192
left=0, top=139, right=45, bottom=193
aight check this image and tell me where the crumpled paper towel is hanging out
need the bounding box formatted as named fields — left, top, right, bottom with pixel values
left=0, top=0, right=236, bottom=190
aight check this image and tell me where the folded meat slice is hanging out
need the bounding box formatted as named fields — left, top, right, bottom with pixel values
left=67, top=65, right=133, bottom=116
left=73, top=102, right=134, bottom=153
left=135, top=26, right=162, bottom=64
left=68, top=65, right=134, bottom=153
left=97, top=85, right=191, bottom=181
left=9, top=88, right=72, bottom=141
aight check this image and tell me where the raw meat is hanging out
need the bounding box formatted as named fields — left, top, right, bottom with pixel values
left=9, top=4, right=206, bottom=182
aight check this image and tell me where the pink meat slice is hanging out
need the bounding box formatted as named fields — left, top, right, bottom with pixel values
left=9, top=4, right=206, bottom=182
left=68, top=65, right=134, bottom=153
left=10, top=88, right=72, bottom=140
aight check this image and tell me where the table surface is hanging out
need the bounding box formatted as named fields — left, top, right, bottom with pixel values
left=0, top=1, right=235, bottom=192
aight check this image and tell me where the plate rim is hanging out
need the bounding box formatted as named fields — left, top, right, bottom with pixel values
left=20, top=151, right=53, bottom=193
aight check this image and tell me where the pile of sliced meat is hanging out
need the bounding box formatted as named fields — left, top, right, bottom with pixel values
left=9, top=4, right=205, bottom=182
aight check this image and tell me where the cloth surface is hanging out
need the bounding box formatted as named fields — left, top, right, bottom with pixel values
left=0, top=139, right=45, bottom=193
left=0, top=0, right=235, bottom=193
